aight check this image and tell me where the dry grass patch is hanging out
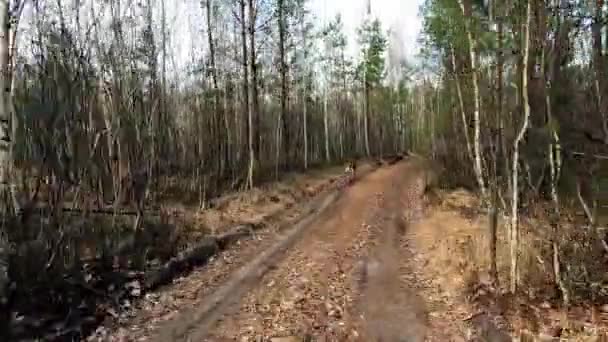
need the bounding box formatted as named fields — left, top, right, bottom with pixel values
left=422, top=188, right=608, bottom=340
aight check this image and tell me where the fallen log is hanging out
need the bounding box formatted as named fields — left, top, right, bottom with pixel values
left=141, top=161, right=383, bottom=292
left=21, top=206, right=160, bottom=217
left=144, top=237, right=219, bottom=290
left=143, top=223, right=258, bottom=290
left=152, top=190, right=341, bottom=342
left=382, top=154, right=404, bottom=165
left=145, top=163, right=385, bottom=308
left=215, top=224, right=257, bottom=249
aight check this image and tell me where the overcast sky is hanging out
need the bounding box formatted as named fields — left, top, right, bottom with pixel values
left=309, top=0, right=424, bottom=61
left=16, top=0, right=425, bottom=81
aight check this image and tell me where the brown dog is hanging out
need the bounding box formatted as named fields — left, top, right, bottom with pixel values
left=345, top=160, right=357, bottom=184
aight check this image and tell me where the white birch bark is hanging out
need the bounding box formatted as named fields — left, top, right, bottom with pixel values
left=0, top=0, right=12, bottom=334
left=458, top=0, right=487, bottom=199
left=510, top=0, right=532, bottom=293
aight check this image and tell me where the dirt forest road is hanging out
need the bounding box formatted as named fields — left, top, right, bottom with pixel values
left=142, top=160, right=474, bottom=341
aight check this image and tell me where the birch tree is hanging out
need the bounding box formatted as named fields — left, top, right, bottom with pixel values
left=457, top=0, right=486, bottom=200
left=0, top=0, right=26, bottom=337
left=357, top=18, right=386, bottom=158
left=510, top=0, right=532, bottom=293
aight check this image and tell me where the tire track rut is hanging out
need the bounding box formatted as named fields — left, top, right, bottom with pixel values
left=148, top=160, right=468, bottom=341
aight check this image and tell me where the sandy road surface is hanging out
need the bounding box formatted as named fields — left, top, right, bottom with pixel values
left=144, top=160, right=472, bottom=341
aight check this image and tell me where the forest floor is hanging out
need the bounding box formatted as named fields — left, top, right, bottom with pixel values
left=90, top=159, right=608, bottom=342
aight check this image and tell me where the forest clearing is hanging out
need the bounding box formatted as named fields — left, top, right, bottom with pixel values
left=0, top=0, right=608, bottom=340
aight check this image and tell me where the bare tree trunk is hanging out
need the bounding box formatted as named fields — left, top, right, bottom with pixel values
left=364, top=80, right=371, bottom=157
left=250, top=0, right=259, bottom=160
left=299, top=15, right=309, bottom=170
left=593, top=0, right=608, bottom=144
left=0, top=0, right=13, bottom=214
left=0, top=1, right=12, bottom=336
left=161, top=1, right=168, bottom=153
left=324, top=89, right=330, bottom=162
left=458, top=0, right=486, bottom=200
left=224, top=72, right=233, bottom=176
left=450, top=45, right=474, bottom=164
left=542, top=9, right=568, bottom=304
left=548, top=113, right=566, bottom=306
left=303, top=87, right=308, bottom=167
left=497, top=6, right=510, bottom=206
left=277, top=0, right=289, bottom=167
left=302, top=32, right=308, bottom=170
left=156, top=0, right=168, bottom=200
left=232, top=17, right=242, bottom=166
left=274, top=109, right=280, bottom=178
left=238, top=0, right=251, bottom=186
left=510, top=0, right=532, bottom=293
left=7, top=1, right=23, bottom=214
left=548, top=119, right=568, bottom=305
left=430, top=86, right=437, bottom=158
left=416, top=88, right=423, bottom=150
left=204, top=0, right=224, bottom=179
left=489, top=4, right=504, bottom=288
left=358, top=92, right=363, bottom=154
left=419, top=82, right=425, bottom=151
left=247, top=0, right=259, bottom=188
left=142, top=0, right=157, bottom=204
